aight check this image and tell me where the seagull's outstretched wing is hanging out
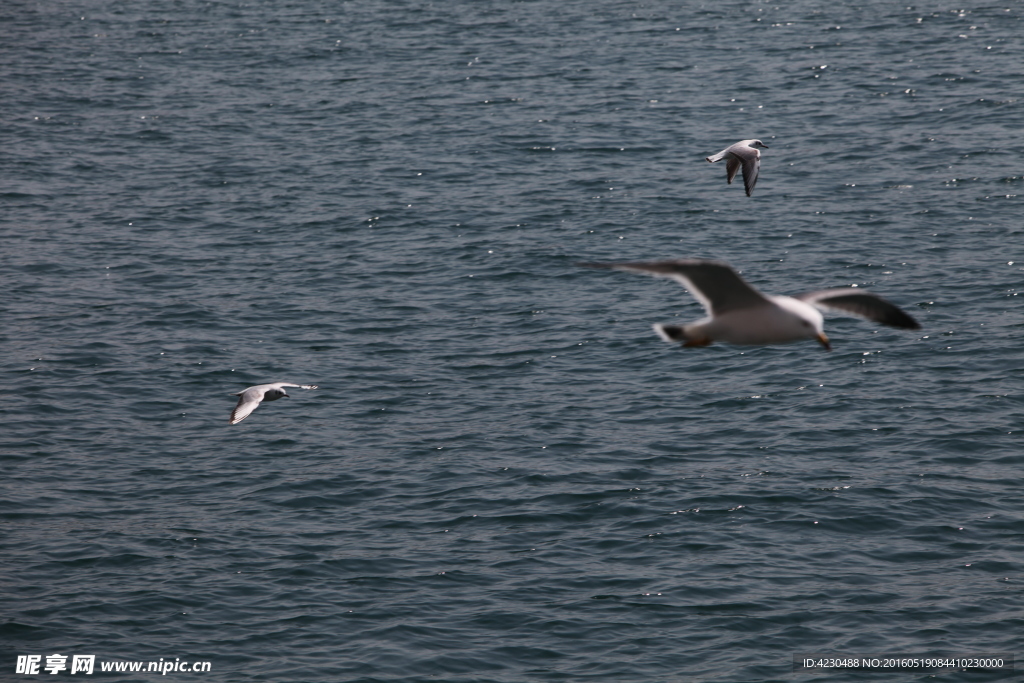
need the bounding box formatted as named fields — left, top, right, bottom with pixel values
left=273, top=383, right=319, bottom=390
left=795, top=288, right=920, bottom=329
left=726, top=156, right=742, bottom=187
left=230, top=387, right=265, bottom=425
left=730, top=144, right=761, bottom=196
left=578, top=259, right=772, bottom=316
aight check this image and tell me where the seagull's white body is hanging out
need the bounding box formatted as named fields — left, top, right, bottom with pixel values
left=705, top=139, right=768, bottom=197
left=229, top=382, right=318, bottom=424
left=580, top=259, right=920, bottom=350
left=682, top=295, right=825, bottom=346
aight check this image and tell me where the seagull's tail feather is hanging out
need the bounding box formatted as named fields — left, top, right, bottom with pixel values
left=654, top=324, right=712, bottom=347
left=654, top=324, right=688, bottom=343
left=705, top=151, right=725, bottom=163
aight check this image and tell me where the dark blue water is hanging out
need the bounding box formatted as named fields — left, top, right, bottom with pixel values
left=3, top=0, right=1023, bottom=680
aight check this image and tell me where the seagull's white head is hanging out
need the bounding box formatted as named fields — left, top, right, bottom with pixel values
left=773, top=296, right=830, bottom=350
left=750, top=139, right=769, bottom=149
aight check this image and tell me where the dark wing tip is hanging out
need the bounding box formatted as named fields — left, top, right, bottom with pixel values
left=803, top=290, right=922, bottom=330
left=860, top=298, right=921, bottom=330
left=886, top=309, right=921, bottom=330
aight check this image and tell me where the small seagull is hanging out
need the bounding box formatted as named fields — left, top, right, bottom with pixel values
left=705, top=139, right=769, bottom=196
left=578, top=259, right=920, bottom=350
left=229, top=382, right=318, bottom=424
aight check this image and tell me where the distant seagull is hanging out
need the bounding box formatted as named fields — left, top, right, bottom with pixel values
left=705, top=139, right=769, bottom=196
left=578, top=259, right=920, bottom=350
left=229, top=383, right=318, bottom=424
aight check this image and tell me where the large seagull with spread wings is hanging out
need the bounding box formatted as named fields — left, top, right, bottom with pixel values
left=579, top=259, right=920, bottom=350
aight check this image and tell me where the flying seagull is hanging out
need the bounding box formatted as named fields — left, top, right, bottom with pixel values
left=229, top=382, right=318, bottom=424
left=578, top=259, right=920, bottom=350
left=705, top=139, right=769, bottom=196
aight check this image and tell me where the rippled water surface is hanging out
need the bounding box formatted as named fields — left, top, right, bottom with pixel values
left=3, top=0, right=1023, bottom=680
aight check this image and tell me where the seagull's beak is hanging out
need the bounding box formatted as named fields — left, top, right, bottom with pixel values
left=816, top=332, right=831, bottom=351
